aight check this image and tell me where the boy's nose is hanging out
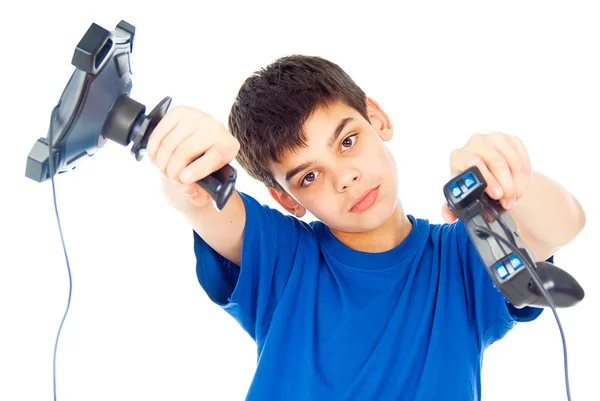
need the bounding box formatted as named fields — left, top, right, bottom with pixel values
left=335, top=167, right=360, bottom=192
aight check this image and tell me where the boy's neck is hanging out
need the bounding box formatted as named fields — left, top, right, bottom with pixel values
left=330, top=201, right=412, bottom=253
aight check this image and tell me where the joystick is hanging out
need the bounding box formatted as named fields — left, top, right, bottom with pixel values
left=25, top=20, right=237, bottom=210
left=443, top=166, right=584, bottom=308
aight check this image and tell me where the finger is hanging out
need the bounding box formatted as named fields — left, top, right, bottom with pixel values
left=476, top=137, right=519, bottom=207
left=450, top=148, right=503, bottom=201
left=154, top=118, right=198, bottom=180
left=467, top=135, right=517, bottom=206
left=146, top=106, right=189, bottom=160
left=165, top=128, right=216, bottom=184
left=178, top=137, right=238, bottom=184
left=441, top=203, right=457, bottom=224
left=506, top=135, right=532, bottom=199
left=486, top=133, right=532, bottom=207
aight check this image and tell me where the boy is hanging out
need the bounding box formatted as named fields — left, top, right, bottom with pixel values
left=146, top=55, right=585, bottom=400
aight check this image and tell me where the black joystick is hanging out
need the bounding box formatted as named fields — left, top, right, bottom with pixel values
left=25, top=20, right=237, bottom=210
left=443, top=166, right=584, bottom=308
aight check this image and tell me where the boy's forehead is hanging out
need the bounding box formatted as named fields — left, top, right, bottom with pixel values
left=304, top=101, right=359, bottom=133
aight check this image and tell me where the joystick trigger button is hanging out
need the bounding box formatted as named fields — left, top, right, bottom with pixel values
left=462, top=173, right=477, bottom=189
left=450, top=182, right=463, bottom=198
left=496, top=262, right=509, bottom=279
left=508, top=255, right=523, bottom=270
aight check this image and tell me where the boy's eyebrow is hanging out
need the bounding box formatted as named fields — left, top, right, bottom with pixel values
left=327, top=117, right=354, bottom=148
left=285, top=117, right=354, bottom=182
left=285, top=161, right=315, bottom=182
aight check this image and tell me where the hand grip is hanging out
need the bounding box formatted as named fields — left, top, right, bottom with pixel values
left=128, top=96, right=238, bottom=211
left=197, top=164, right=237, bottom=210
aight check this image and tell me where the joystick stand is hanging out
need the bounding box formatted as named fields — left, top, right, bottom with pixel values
left=25, top=20, right=236, bottom=210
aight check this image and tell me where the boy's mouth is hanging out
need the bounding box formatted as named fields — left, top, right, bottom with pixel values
left=349, top=186, right=380, bottom=213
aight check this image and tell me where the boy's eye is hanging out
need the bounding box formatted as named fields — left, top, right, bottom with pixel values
left=301, top=171, right=319, bottom=187
left=341, top=134, right=357, bottom=151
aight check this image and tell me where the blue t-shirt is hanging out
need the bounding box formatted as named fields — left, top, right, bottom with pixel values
left=193, top=192, right=547, bottom=400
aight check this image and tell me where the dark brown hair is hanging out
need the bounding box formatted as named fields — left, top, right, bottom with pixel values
left=228, top=55, right=369, bottom=190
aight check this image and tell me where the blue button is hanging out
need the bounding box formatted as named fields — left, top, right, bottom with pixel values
left=508, top=255, right=523, bottom=270
left=496, top=263, right=509, bottom=279
left=462, top=173, right=477, bottom=189
left=450, top=182, right=462, bottom=198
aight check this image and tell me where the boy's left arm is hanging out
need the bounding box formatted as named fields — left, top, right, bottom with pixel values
left=442, top=132, right=586, bottom=261
left=505, top=171, right=586, bottom=261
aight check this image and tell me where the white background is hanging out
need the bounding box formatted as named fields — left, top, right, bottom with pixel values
left=1, top=1, right=598, bottom=400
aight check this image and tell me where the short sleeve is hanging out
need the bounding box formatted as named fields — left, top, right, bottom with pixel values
left=453, top=220, right=548, bottom=349
left=193, top=192, right=303, bottom=341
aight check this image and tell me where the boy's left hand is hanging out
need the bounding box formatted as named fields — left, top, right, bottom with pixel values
left=441, top=132, right=532, bottom=224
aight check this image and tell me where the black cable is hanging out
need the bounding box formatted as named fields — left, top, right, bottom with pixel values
left=473, top=224, right=571, bottom=401
left=47, top=105, right=73, bottom=401
left=481, top=199, right=516, bottom=244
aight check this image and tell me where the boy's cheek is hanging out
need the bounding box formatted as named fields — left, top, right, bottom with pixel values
left=304, top=193, right=340, bottom=218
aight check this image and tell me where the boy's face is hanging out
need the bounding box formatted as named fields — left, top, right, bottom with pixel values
left=269, top=97, right=399, bottom=234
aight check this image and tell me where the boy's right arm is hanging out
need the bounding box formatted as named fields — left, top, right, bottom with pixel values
left=146, top=105, right=245, bottom=266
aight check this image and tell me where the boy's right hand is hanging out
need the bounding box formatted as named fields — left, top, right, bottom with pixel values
left=146, top=105, right=240, bottom=208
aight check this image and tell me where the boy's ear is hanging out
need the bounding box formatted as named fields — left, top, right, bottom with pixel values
left=366, top=97, right=393, bottom=141
left=268, top=187, right=306, bottom=217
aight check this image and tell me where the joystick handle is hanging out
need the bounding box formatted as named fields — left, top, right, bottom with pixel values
left=443, top=166, right=584, bottom=308
left=105, top=95, right=237, bottom=210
